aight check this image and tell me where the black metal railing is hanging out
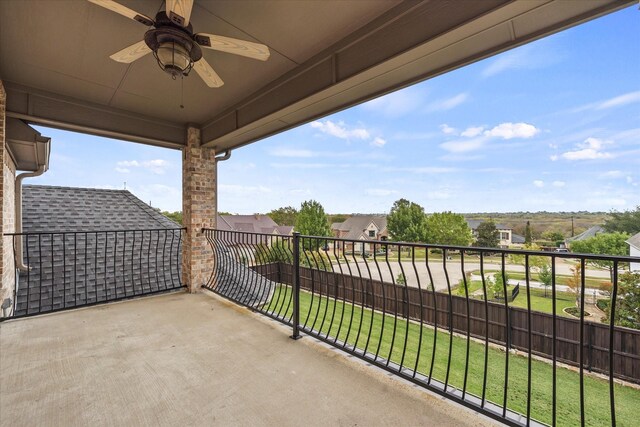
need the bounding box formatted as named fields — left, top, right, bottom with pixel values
left=3, top=228, right=185, bottom=318
left=203, top=228, right=640, bottom=427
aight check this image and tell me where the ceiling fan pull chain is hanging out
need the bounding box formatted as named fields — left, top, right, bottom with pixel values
left=180, top=75, right=185, bottom=109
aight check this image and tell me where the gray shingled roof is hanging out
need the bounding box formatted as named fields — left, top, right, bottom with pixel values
left=14, top=185, right=183, bottom=316
left=627, top=232, right=640, bottom=250
left=566, top=225, right=604, bottom=243
left=331, top=215, right=387, bottom=240
left=221, top=215, right=279, bottom=234
left=511, top=233, right=526, bottom=244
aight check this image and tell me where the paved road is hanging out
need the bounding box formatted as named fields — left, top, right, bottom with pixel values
left=329, top=258, right=612, bottom=292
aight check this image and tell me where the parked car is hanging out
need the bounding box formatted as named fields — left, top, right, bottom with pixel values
left=554, top=248, right=570, bottom=253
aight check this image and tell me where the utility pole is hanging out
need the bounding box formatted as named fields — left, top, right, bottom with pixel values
left=571, top=215, right=575, bottom=237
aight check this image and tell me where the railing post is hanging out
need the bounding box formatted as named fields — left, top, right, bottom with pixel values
left=290, top=232, right=302, bottom=340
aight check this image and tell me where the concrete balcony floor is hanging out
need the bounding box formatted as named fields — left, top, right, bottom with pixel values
left=1, top=291, right=496, bottom=427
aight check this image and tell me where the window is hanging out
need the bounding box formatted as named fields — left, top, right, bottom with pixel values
left=369, top=230, right=376, bottom=237
left=500, top=232, right=509, bottom=240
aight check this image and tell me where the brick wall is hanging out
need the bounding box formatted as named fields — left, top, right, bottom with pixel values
left=1, top=80, right=17, bottom=314
left=182, top=126, right=216, bottom=292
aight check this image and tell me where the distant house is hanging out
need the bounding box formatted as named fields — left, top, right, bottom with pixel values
left=215, top=214, right=293, bottom=245
left=466, top=219, right=513, bottom=248
left=627, top=232, right=640, bottom=272
left=565, top=225, right=605, bottom=246
left=511, top=233, right=526, bottom=245
left=331, top=215, right=388, bottom=254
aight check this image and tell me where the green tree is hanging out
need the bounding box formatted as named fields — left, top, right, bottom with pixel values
left=491, top=272, right=510, bottom=299
left=538, top=264, right=553, bottom=298
left=542, top=230, right=565, bottom=246
left=524, top=221, right=533, bottom=245
left=604, top=206, right=640, bottom=234
left=425, top=211, right=473, bottom=246
left=570, top=232, right=630, bottom=281
left=267, top=206, right=298, bottom=226
left=475, top=220, right=499, bottom=248
left=602, top=271, right=640, bottom=329
left=295, top=200, right=331, bottom=249
left=162, top=211, right=182, bottom=225
left=386, top=198, right=428, bottom=242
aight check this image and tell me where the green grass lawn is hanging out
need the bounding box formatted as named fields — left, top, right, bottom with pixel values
left=266, top=285, right=638, bottom=427
left=473, top=269, right=608, bottom=288
left=454, top=280, right=578, bottom=318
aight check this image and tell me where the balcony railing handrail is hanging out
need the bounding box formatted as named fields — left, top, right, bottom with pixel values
left=203, top=228, right=640, bottom=263
left=4, top=227, right=187, bottom=237
left=202, top=227, right=640, bottom=427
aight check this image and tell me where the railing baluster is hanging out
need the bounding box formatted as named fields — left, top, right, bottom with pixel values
left=579, top=257, right=586, bottom=427
left=609, top=260, right=618, bottom=427
left=291, top=232, right=301, bottom=340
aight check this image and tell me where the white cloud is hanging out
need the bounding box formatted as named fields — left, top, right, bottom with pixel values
left=310, top=120, right=370, bottom=140
left=461, top=126, right=484, bottom=138
left=427, top=93, right=468, bottom=112
left=562, top=149, right=612, bottom=160
left=440, top=124, right=457, bottom=135
left=371, top=137, right=387, bottom=147
left=596, top=91, right=640, bottom=110
left=482, top=41, right=561, bottom=77
left=361, top=87, right=424, bottom=118
left=440, top=137, right=487, bottom=153
left=578, top=137, right=611, bottom=150
left=116, top=159, right=170, bottom=175
left=599, top=170, right=623, bottom=178
left=365, top=188, right=398, bottom=196
left=550, top=155, right=559, bottom=161
left=483, top=122, right=539, bottom=139
left=560, top=137, right=613, bottom=160
left=552, top=181, right=565, bottom=187
left=533, top=180, right=545, bottom=188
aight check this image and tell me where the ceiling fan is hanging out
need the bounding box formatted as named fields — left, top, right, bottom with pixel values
left=87, top=0, right=270, bottom=88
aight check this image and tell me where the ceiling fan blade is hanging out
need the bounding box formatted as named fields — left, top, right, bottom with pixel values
left=193, top=59, right=224, bottom=88
left=110, top=40, right=152, bottom=63
left=166, top=0, right=194, bottom=27
left=87, top=0, right=154, bottom=26
left=194, top=33, right=270, bottom=61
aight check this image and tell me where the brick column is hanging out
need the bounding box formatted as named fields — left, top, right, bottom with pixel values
left=182, top=126, right=216, bottom=293
left=0, top=81, right=5, bottom=303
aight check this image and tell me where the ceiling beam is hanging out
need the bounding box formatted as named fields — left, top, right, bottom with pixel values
left=202, top=0, right=632, bottom=151
left=4, top=82, right=186, bottom=150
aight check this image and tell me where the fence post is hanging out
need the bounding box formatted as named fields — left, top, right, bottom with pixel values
left=290, top=232, right=302, bottom=340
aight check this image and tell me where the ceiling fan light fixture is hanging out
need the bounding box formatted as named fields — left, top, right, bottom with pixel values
left=154, top=41, right=193, bottom=77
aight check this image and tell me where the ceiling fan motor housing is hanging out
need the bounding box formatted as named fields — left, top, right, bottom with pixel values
left=144, top=12, right=203, bottom=77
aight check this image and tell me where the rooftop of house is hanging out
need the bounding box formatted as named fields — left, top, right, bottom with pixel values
left=219, top=214, right=280, bottom=234
left=627, top=232, right=640, bottom=250
left=16, top=185, right=182, bottom=316
left=331, top=214, right=387, bottom=240
left=22, top=185, right=179, bottom=233
left=566, top=225, right=605, bottom=243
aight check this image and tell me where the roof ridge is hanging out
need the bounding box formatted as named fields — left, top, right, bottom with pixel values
left=23, top=184, right=127, bottom=192
left=120, top=191, right=180, bottom=228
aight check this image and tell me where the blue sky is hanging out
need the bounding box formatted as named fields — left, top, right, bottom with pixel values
left=32, top=6, right=639, bottom=214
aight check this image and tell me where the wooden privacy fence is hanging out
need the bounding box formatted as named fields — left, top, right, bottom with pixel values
left=252, top=262, right=640, bottom=384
